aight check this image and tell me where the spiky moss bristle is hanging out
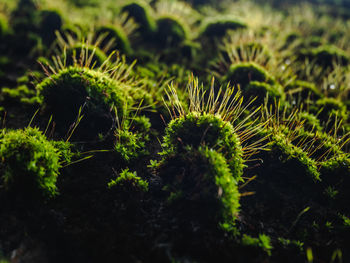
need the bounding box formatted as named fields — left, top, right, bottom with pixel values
left=121, top=1, right=156, bottom=35
left=245, top=81, right=285, bottom=106
left=0, top=127, right=71, bottom=200
left=65, top=44, right=108, bottom=67
left=224, top=62, right=275, bottom=88
left=299, top=45, right=350, bottom=68
left=39, top=9, right=63, bottom=46
left=155, top=15, right=190, bottom=46
left=158, top=146, right=240, bottom=231
left=96, top=25, right=132, bottom=55
left=199, top=17, right=247, bottom=39
left=37, top=66, right=133, bottom=138
left=233, top=42, right=272, bottom=65
left=285, top=80, right=322, bottom=101
left=161, top=112, right=244, bottom=181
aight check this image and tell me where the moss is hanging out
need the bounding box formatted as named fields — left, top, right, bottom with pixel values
left=199, top=17, right=247, bottom=39
left=108, top=168, right=148, bottom=193
left=65, top=44, right=108, bottom=67
left=96, top=25, right=132, bottom=55
left=285, top=80, right=322, bottom=101
left=300, top=45, right=349, bottom=68
left=161, top=112, right=244, bottom=180
left=0, top=14, right=9, bottom=38
left=299, top=112, right=322, bottom=132
left=0, top=127, right=71, bottom=199
left=245, top=81, right=285, bottom=106
left=121, top=1, right=156, bottom=35
left=313, top=97, right=347, bottom=124
left=265, top=132, right=320, bottom=182
left=235, top=42, right=272, bottom=65
left=155, top=15, right=189, bottom=46
left=39, top=9, right=63, bottom=46
left=158, top=146, right=240, bottom=231
left=37, top=66, right=133, bottom=138
left=224, top=62, right=275, bottom=88
left=241, top=234, right=273, bottom=256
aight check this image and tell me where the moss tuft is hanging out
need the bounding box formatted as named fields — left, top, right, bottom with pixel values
left=200, top=17, right=247, bottom=39
left=0, top=127, right=71, bottom=199
left=96, top=25, right=132, bottom=55
left=158, top=146, right=240, bottom=231
left=224, top=62, right=275, bottom=88
left=155, top=15, right=189, bottom=46
left=121, top=1, right=156, bottom=35
left=161, top=112, right=244, bottom=180
left=108, top=168, right=148, bottom=193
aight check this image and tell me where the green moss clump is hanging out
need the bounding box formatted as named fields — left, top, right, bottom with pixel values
left=121, top=1, right=156, bottom=35
left=108, top=168, right=148, bottom=193
left=245, top=81, right=285, bottom=106
left=300, top=45, right=349, bottom=68
left=0, top=127, right=71, bottom=199
left=161, top=112, right=244, bottom=180
left=39, top=10, right=63, bottom=45
left=37, top=66, right=133, bottom=138
left=224, top=62, right=275, bottom=88
left=96, top=25, right=132, bottom=55
left=299, top=112, right=322, bottom=132
left=155, top=15, right=189, bottom=46
left=158, top=146, right=240, bottom=231
left=114, top=119, right=150, bottom=162
left=264, top=132, right=320, bottom=181
left=199, top=17, right=247, bottom=39
left=285, top=80, right=322, bottom=101
left=313, top=97, right=347, bottom=124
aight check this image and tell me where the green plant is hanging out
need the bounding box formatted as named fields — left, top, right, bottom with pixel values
left=158, top=146, right=240, bottom=231
left=37, top=66, right=133, bottom=138
left=0, top=14, right=9, bottom=38
left=245, top=81, right=285, bottom=106
left=285, top=80, right=322, bottom=101
left=96, top=25, right=132, bottom=55
left=161, top=112, right=244, bottom=180
left=121, top=1, right=157, bottom=35
left=241, top=234, right=273, bottom=256
left=224, top=62, right=275, bottom=88
left=300, top=45, right=349, bottom=68
left=0, top=127, right=72, bottom=199
left=65, top=43, right=108, bottom=68
left=199, top=16, right=247, bottom=39
left=108, top=168, right=148, bottom=192
left=155, top=15, right=189, bottom=46
left=39, top=10, right=63, bottom=45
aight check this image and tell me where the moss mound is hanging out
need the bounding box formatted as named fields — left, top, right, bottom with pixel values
left=121, top=1, right=156, bottom=35
left=39, top=10, right=63, bottom=45
left=155, top=15, right=189, bottom=46
left=161, top=112, right=244, bottom=180
left=0, top=127, right=71, bottom=199
left=200, top=17, right=247, bottom=38
left=37, top=66, right=133, bottom=138
left=158, top=146, right=240, bottom=231
left=96, top=25, right=132, bottom=55
left=245, top=81, right=285, bottom=106
left=224, top=62, right=275, bottom=88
